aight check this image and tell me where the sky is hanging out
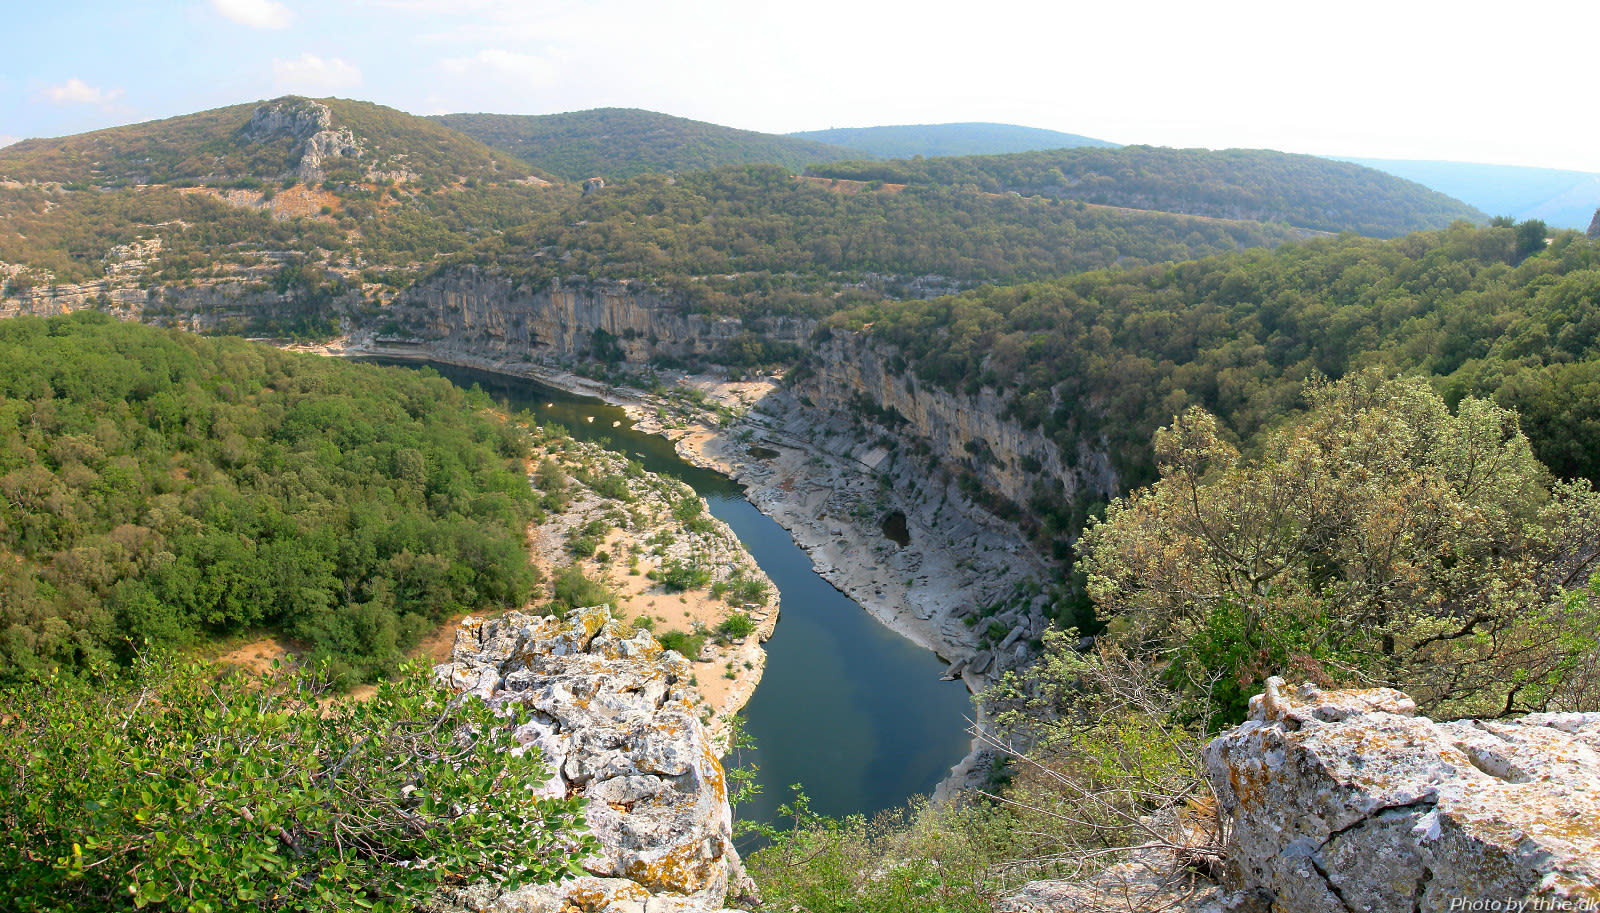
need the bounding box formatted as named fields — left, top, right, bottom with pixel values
left=3, top=0, right=1599, bottom=173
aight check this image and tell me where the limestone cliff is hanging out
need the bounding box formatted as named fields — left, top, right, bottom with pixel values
left=433, top=606, right=750, bottom=913
left=790, top=328, right=1118, bottom=525
left=387, top=269, right=811, bottom=364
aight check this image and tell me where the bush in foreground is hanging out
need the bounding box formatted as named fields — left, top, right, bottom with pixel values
left=0, top=655, right=596, bottom=912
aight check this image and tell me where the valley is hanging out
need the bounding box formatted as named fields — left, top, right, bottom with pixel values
left=3, top=91, right=1600, bottom=912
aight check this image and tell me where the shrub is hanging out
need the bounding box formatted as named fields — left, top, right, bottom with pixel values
left=658, top=559, right=710, bottom=592
left=656, top=628, right=707, bottom=658
left=551, top=565, right=614, bottom=615
left=0, top=655, right=596, bottom=912
left=715, top=611, right=755, bottom=641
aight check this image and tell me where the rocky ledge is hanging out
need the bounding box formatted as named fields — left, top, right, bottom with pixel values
left=432, top=606, right=752, bottom=913
left=1206, top=679, right=1600, bottom=912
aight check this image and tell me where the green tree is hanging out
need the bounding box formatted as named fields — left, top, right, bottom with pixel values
left=0, top=654, right=597, bottom=912
left=1079, top=371, right=1600, bottom=721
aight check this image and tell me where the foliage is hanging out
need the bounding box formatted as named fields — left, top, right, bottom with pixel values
left=1079, top=372, right=1600, bottom=719
left=434, top=108, right=865, bottom=182
left=549, top=565, right=615, bottom=616
left=0, top=653, right=596, bottom=912
left=657, top=558, right=711, bottom=592
left=714, top=611, right=755, bottom=640
left=745, top=792, right=997, bottom=913
left=0, top=314, right=540, bottom=683
left=807, top=144, right=1484, bottom=237
left=466, top=164, right=1306, bottom=315
left=0, top=97, right=536, bottom=190
left=0, top=184, right=349, bottom=285
left=831, top=222, right=1600, bottom=515
left=655, top=628, right=707, bottom=659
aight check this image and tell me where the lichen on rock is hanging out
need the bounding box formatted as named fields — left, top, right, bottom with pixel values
left=1205, top=679, right=1600, bottom=912
left=433, top=606, right=752, bottom=913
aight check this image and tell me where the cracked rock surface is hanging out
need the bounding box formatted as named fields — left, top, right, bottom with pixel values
left=1205, top=681, right=1600, bottom=912
left=434, top=606, right=751, bottom=913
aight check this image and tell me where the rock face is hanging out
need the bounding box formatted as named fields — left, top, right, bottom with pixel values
left=240, top=97, right=364, bottom=182
left=433, top=606, right=750, bottom=913
left=791, top=328, right=1119, bottom=523
left=389, top=270, right=811, bottom=365
left=1588, top=207, right=1600, bottom=240
left=1205, top=679, right=1600, bottom=912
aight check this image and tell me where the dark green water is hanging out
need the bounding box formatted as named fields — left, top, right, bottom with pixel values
left=374, top=359, right=973, bottom=825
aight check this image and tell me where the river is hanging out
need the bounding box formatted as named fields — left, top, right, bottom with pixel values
left=378, top=359, right=973, bottom=826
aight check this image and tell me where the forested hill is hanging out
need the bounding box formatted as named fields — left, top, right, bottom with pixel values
left=466, top=164, right=1309, bottom=313
left=0, top=96, right=540, bottom=189
left=0, top=313, right=541, bottom=683
left=787, top=122, right=1118, bottom=158
left=434, top=109, right=866, bottom=181
left=807, top=145, right=1487, bottom=237
left=1338, top=157, right=1600, bottom=230
left=827, top=220, right=1600, bottom=502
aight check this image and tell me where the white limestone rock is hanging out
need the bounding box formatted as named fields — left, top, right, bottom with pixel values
left=1205, top=681, right=1600, bottom=912
left=433, top=607, right=751, bottom=913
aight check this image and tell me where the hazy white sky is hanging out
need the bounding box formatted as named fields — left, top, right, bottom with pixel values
left=4, top=0, right=1598, bottom=171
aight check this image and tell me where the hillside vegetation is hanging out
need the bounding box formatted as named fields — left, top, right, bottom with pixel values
left=3, top=100, right=1493, bottom=332
left=788, top=122, right=1117, bottom=158
left=0, top=313, right=543, bottom=683
left=0, top=97, right=537, bottom=189
left=809, top=145, right=1486, bottom=237
left=467, top=164, right=1308, bottom=314
left=435, top=108, right=865, bottom=181
left=827, top=220, right=1600, bottom=537
left=1341, top=156, right=1600, bottom=230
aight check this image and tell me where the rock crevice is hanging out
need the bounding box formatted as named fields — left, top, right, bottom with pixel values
left=1205, top=680, right=1600, bottom=912
left=434, top=606, right=750, bottom=913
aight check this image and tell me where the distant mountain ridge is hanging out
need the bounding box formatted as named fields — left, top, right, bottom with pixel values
left=808, top=146, right=1487, bottom=237
left=787, top=122, right=1117, bottom=158
left=433, top=109, right=866, bottom=181
left=1336, top=157, right=1600, bottom=230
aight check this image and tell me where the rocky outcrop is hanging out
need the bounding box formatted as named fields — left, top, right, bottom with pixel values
left=1588, top=207, right=1599, bottom=240
left=792, top=329, right=1118, bottom=521
left=433, top=606, right=751, bottom=913
left=240, top=97, right=363, bottom=182
left=390, top=270, right=811, bottom=364
left=1205, top=679, right=1600, bottom=912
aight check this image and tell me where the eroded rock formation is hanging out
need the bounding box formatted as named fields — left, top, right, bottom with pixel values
left=388, top=270, right=810, bottom=364
left=241, top=97, right=363, bottom=182
left=433, top=606, right=751, bottom=913
left=791, top=329, right=1119, bottom=520
left=1205, top=679, right=1600, bottom=912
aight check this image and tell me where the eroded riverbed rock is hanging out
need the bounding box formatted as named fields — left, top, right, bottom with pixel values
left=433, top=606, right=751, bottom=913
left=1205, top=679, right=1600, bottom=912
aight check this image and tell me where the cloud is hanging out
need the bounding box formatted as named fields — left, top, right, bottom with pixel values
left=210, top=0, right=294, bottom=29
left=438, top=48, right=557, bottom=87
left=41, top=78, right=124, bottom=107
left=272, top=54, right=363, bottom=95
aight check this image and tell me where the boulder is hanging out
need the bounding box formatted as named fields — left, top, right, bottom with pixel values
left=433, top=607, right=751, bottom=913
left=1205, top=678, right=1600, bottom=912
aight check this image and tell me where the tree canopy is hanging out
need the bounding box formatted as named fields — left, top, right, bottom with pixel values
left=807, top=145, right=1485, bottom=237
left=1079, top=372, right=1600, bottom=722
left=0, top=654, right=595, bottom=912
left=0, top=313, right=540, bottom=683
